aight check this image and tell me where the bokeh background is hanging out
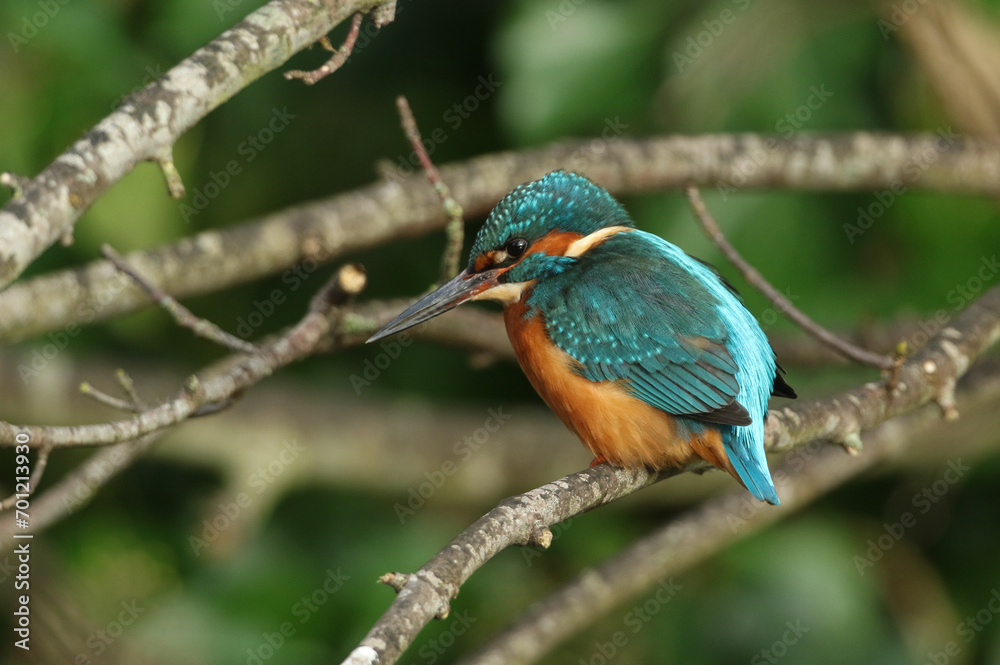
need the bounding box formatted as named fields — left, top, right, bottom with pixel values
left=2, top=0, right=1000, bottom=663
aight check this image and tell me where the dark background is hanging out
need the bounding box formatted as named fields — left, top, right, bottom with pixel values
left=2, top=0, right=1000, bottom=664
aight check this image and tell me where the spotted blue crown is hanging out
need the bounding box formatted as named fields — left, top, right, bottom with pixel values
left=468, top=171, right=633, bottom=268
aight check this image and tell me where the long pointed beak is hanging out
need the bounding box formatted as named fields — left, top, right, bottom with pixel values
left=367, top=268, right=499, bottom=343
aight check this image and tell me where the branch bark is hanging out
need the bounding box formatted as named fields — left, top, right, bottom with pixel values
left=340, top=284, right=1000, bottom=665
left=458, top=373, right=1000, bottom=665
left=0, top=0, right=392, bottom=291
left=0, top=435, right=160, bottom=552
left=0, top=265, right=366, bottom=448
left=2, top=133, right=999, bottom=344
left=0, top=264, right=367, bottom=548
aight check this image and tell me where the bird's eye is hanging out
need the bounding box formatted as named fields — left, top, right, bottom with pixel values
left=505, top=238, right=528, bottom=259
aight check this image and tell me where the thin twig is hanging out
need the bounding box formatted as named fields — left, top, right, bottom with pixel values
left=0, top=263, right=368, bottom=448
left=0, top=264, right=368, bottom=542
left=0, top=446, right=52, bottom=511
left=154, top=149, right=186, bottom=198
left=116, top=369, right=146, bottom=409
left=102, top=244, right=257, bottom=354
left=284, top=13, right=364, bottom=85
left=310, top=262, right=367, bottom=312
left=685, top=186, right=896, bottom=370
left=0, top=437, right=157, bottom=543
left=0, top=372, right=148, bottom=529
left=395, top=95, right=466, bottom=280
left=80, top=382, right=141, bottom=413
left=0, top=172, right=27, bottom=199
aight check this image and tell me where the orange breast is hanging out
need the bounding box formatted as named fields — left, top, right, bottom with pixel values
left=503, top=301, right=739, bottom=478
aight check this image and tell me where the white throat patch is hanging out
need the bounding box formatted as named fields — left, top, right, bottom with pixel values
left=469, top=280, right=534, bottom=304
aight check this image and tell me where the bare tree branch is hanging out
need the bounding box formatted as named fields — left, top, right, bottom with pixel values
left=102, top=244, right=257, bottom=354
left=0, top=264, right=366, bottom=447
left=2, top=133, right=999, bottom=344
left=458, top=373, right=1000, bottom=665
left=0, top=436, right=159, bottom=551
left=685, top=185, right=897, bottom=371
left=0, top=0, right=393, bottom=290
left=0, top=264, right=367, bottom=548
left=284, top=12, right=366, bottom=85
left=340, top=284, right=1000, bottom=665
left=7, top=285, right=984, bottom=543
left=396, top=95, right=466, bottom=281
left=114, top=368, right=147, bottom=409
left=79, top=381, right=141, bottom=413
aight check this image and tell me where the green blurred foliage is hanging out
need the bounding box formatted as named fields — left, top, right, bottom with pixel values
left=2, top=0, right=1000, bottom=664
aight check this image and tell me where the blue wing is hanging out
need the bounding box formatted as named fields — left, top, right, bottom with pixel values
left=528, top=232, right=755, bottom=426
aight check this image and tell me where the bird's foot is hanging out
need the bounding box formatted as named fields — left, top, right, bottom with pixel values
left=589, top=455, right=608, bottom=468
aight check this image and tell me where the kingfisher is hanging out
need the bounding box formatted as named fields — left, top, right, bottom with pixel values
left=368, top=171, right=795, bottom=504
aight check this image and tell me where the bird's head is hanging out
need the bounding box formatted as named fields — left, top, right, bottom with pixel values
left=368, top=171, right=633, bottom=342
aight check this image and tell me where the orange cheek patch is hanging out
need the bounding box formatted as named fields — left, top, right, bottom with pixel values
left=522, top=230, right=585, bottom=260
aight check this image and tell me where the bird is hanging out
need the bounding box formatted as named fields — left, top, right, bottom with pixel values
left=368, top=171, right=796, bottom=504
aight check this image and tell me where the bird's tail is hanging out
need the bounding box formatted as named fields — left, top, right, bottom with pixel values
left=722, top=434, right=780, bottom=505
left=689, top=427, right=780, bottom=505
